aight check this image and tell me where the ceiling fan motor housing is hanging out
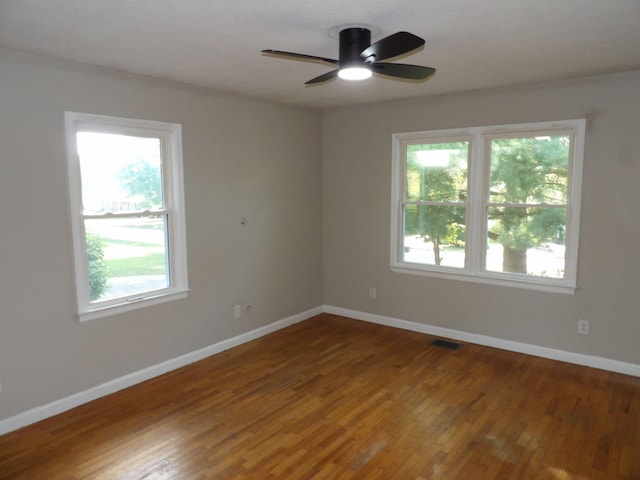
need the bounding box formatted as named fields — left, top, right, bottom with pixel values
left=339, top=28, right=372, bottom=67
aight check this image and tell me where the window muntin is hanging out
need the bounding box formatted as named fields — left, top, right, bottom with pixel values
left=392, top=120, right=585, bottom=293
left=66, top=113, right=188, bottom=320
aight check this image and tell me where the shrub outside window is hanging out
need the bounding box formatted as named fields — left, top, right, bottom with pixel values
left=65, top=112, right=188, bottom=321
left=391, top=119, right=585, bottom=293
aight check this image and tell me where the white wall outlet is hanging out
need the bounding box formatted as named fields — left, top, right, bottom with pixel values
left=233, top=305, right=242, bottom=319
left=578, top=319, right=589, bottom=335
left=369, top=287, right=377, bottom=300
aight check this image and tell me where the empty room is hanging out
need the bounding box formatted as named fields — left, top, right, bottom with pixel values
left=1, top=1, right=639, bottom=478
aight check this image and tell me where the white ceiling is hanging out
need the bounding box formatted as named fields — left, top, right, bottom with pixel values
left=1, top=0, right=639, bottom=109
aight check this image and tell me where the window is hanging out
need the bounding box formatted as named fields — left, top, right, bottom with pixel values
left=65, top=112, right=188, bottom=321
left=391, top=119, right=585, bottom=293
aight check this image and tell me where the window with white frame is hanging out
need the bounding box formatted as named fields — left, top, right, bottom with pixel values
left=391, top=119, right=585, bottom=293
left=65, top=112, right=188, bottom=321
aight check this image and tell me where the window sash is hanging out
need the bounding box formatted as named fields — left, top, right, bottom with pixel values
left=83, top=213, right=171, bottom=305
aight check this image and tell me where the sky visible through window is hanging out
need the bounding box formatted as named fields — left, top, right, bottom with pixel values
left=76, top=132, right=161, bottom=214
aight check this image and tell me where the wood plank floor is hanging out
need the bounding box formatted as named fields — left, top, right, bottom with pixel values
left=1, top=314, right=640, bottom=479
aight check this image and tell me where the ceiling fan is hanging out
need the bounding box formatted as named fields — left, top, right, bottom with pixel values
left=262, top=26, right=436, bottom=85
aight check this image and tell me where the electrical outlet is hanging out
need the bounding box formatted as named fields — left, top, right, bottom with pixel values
left=578, top=319, right=589, bottom=335
left=233, top=305, right=242, bottom=319
left=369, top=287, right=377, bottom=300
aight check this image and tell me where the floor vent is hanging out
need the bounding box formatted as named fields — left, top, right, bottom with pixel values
left=429, top=339, right=463, bottom=350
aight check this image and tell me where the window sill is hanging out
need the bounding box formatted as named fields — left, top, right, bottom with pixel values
left=79, top=288, right=189, bottom=322
left=390, top=264, right=576, bottom=295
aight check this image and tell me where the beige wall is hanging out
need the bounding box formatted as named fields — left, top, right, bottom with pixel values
left=323, top=70, right=640, bottom=364
left=0, top=49, right=323, bottom=420
left=1, top=45, right=639, bottom=424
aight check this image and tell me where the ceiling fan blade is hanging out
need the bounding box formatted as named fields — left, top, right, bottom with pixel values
left=371, top=63, right=436, bottom=80
left=360, top=32, right=425, bottom=62
left=305, top=69, right=339, bottom=85
left=262, top=50, right=338, bottom=66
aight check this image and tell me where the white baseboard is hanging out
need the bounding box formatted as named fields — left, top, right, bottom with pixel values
left=324, top=305, right=640, bottom=378
left=0, top=306, right=322, bottom=436
left=3, top=304, right=638, bottom=436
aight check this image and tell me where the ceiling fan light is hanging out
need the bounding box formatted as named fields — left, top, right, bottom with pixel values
left=338, top=66, right=372, bottom=81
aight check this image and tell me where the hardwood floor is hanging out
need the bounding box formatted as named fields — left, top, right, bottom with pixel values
left=1, top=314, right=639, bottom=479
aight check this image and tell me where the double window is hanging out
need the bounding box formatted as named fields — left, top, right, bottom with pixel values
left=391, top=119, right=585, bottom=293
left=65, top=112, right=188, bottom=321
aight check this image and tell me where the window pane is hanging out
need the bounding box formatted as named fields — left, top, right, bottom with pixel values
left=486, top=206, right=566, bottom=278
left=85, top=216, right=169, bottom=302
left=489, top=135, right=569, bottom=205
left=406, top=142, right=468, bottom=202
left=77, top=132, right=164, bottom=215
left=403, top=205, right=466, bottom=268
